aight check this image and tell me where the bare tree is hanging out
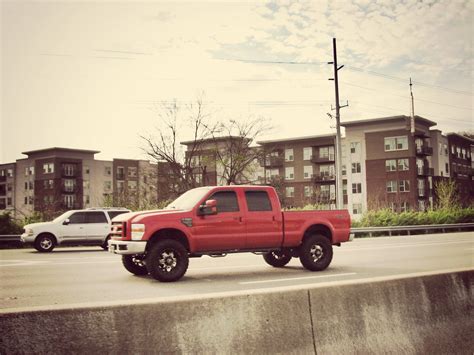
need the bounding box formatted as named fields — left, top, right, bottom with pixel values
left=209, top=118, right=270, bottom=185
left=141, top=96, right=220, bottom=199
left=434, top=179, right=459, bottom=210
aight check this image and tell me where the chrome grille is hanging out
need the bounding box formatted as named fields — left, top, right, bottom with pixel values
left=110, top=221, right=125, bottom=239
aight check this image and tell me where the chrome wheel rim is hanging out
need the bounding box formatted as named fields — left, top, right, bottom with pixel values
left=40, top=238, right=52, bottom=249
left=132, top=256, right=145, bottom=267
left=272, top=251, right=286, bottom=260
left=310, top=245, right=323, bottom=262
left=158, top=250, right=177, bottom=273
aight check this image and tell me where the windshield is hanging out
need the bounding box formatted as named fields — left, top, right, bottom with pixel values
left=165, top=187, right=212, bottom=210
left=52, top=211, right=73, bottom=223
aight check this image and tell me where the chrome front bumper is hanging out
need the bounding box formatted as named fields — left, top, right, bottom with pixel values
left=108, top=240, right=146, bottom=255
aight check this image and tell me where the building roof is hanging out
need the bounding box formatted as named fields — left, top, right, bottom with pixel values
left=257, top=133, right=336, bottom=145
left=22, top=147, right=100, bottom=157
left=340, top=115, right=437, bottom=128
left=446, top=132, right=474, bottom=143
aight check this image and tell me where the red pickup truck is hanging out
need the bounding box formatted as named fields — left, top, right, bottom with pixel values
left=108, top=185, right=353, bottom=282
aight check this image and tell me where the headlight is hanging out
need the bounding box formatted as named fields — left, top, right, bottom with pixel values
left=25, top=228, right=34, bottom=236
left=131, top=224, right=145, bottom=240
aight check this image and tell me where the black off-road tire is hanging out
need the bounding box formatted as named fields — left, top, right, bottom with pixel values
left=299, top=234, right=333, bottom=271
left=34, top=234, right=56, bottom=252
left=263, top=251, right=292, bottom=267
left=146, top=239, right=189, bottom=282
left=122, top=255, right=148, bottom=275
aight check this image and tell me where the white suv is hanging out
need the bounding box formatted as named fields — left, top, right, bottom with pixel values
left=21, top=208, right=130, bottom=252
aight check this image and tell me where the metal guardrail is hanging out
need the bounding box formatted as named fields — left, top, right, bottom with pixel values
left=1, top=223, right=473, bottom=245
left=351, top=223, right=474, bottom=237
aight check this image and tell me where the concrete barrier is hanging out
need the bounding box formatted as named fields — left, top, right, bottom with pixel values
left=0, top=269, right=472, bottom=354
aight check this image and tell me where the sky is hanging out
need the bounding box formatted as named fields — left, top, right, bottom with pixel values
left=1, top=0, right=473, bottom=163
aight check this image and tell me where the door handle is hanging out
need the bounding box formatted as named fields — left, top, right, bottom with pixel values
left=233, top=216, right=243, bottom=222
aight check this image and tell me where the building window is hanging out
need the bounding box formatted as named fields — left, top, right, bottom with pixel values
left=7, top=184, right=12, bottom=192
left=265, top=169, right=279, bottom=180
left=105, top=166, right=112, bottom=176
left=445, top=163, right=449, bottom=174
left=400, top=202, right=409, bottom=212
left=342, top=181, right=347, bottom=196
left=7, top=169, right=13, bottom=177
left=83, top=180, right=90, bottom=189
left=384, top=136, right=408, bottom=151
left=342, top=165, right=346, bottom=176
left=127, top=180, right=137, bottom=190
left=304, top=185, right=313, bottom=197
left=350, top=142, right=360, bottom=154
left=84, top=195, right=90, bottom=205
left=389, top=202, right=397, bottom=212
left=285, top=148, right=294, bottom=162
left=128, top=167, right=138, bottom=177
left=29, top=181, right=34, bottom=190
left=444, top=144, right=448, bottom=155
left=7, top=198, right=12, bottom=206
left=285, top=167, right=294, bottom=180
left=352, top=183, right=362, bottom=194
left=285, top=186, right=294, bottom=198
left=64, top=179, right=75, bottom=192
left=63, top=195, right=76, bottom=209
left=29, top=196, right=34, bottom=205
left=399, top=180, right=410, bottom=192
left=303, top=147, right=312, bottom=160
left=84, top=166, right=90, bottom=175
left=104, top=181, right=112, bottom=190
left=351, top=162, right=361, bottom=174
left=117, top=181, right=124, bottom=192
left=63, top=164, right=75, bottom=176
left=303, top=166, right=313, bottom=179
left=43, top=180, right=54, bottom=189
left=117, top=167, right=125, bottom=180
left=43, top=163, right=54, bottom=174
left=385, top=159, right=397, bottom=172
left=352, top=203, right=362, bottom=215
left=386, top=181, right=397, bottom=193
left=320, top=146, right=335, bottom=160
left=24, top=182, right=28, bottom=190
left=25, top=167, right=29, bottom=176
left=398, top=159, right=409, bottom=171
left=24, top=197, right=28, bottom=205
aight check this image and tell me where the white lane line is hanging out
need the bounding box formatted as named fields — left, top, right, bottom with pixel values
left=342, top=240, right=473, bottom=251
left=192, top=264, right=264, bottom=271
left=239, top=272, right=356, bottom=285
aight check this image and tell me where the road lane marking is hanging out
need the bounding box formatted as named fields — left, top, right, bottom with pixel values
left=341, top=240, right=473, bottom=251
left=239, top=272, right=357, bottom=285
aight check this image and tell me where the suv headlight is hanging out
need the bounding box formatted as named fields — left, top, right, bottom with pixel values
left=131, top=224, right=145, bottom=240
left=25, top=228, right=34, bottom=236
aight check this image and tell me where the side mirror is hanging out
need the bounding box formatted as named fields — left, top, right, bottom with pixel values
left=198, top=199, right=218, bottom=216
left=63, top=219, right=70, bottom=225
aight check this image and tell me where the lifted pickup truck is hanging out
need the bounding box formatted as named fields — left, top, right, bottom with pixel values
left=109, top=185, right=353, bottom=282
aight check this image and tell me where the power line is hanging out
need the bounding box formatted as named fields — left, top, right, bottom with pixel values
left=217, top=57, right=327, bottom=65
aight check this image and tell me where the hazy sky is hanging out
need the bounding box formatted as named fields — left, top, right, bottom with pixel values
left=1, top=0, right=472, bottom=163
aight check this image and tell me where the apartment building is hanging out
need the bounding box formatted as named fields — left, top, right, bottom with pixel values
left=342, top=115, right=438, bottom=216
left=446, top=133, right=474, bottom=205
left=0, top=147, right=158, bottom=219
left=257, top=134, right=337, bottom=208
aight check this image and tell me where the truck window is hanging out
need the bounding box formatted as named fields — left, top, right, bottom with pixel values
left=208, top=191, right=239, bottom=213
left=245, top=191, right=272, bottom=212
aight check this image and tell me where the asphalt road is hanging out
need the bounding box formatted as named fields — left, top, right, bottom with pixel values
left=1, top=232, right=472, bottom=311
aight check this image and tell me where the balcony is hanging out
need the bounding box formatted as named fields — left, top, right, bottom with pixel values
left=417, top=188, right=432, bottom=198
left=116, top=173, right=125, bottom=180
left=311, top=155, right=335, bottom=164
left=416, top=145, right=433, bottom=156
left=312, top=174, right=336, bottom=183
left=260, top=156, right=284, bottom=167
left=0, top=176, right=6, bottom=183
left=62, top=185, right=78, bottom=193
left=417, top=166, right=434, bottom=176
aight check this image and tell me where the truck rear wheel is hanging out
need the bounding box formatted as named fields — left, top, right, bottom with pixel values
left=263, top=251, right=292, bottom=267
left=122, top=255, right=148, bottom=275
left=299, top=234, right=333, bottom=271
left=146, top=239, right=189, bottom=282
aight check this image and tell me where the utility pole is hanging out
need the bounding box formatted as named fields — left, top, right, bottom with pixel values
left=328, top=38, right=348, bottom=210
left=409, top=78, right=415, bottom=136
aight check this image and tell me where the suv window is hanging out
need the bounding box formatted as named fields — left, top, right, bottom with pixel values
left=208, top=191, right=239, bottom=213
left=68, top=212, right=86, bottom=224
left=245, top=191, right=272, bottom=211
left=86, top=212, right=107, bottom=223
left=107, top=211, right=128, bottom=220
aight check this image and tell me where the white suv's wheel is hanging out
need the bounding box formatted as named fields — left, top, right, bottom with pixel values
left=34, top=234, right=56, bottom=252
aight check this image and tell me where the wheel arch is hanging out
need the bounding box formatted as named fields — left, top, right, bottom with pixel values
left=303, top=224, right=333, bottom=244
left=36, top=232, right=58, bottom=245
left=145, top=228, right=190, bottom=252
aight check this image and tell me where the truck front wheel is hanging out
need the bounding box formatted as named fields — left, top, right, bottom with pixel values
left=263, top=251, right=292, bottom=267
left=299, top=234, right=333, bottom=271
left=34, top=234, right=56, bottom=252
left=146, top=239, right=189, bottom=282
left=122, top=255, right=148, bottom=275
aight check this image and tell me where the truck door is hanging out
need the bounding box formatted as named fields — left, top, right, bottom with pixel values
left=192, top=190, right=246, bottom=251
left=243, top=190, right=282, bottom=249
